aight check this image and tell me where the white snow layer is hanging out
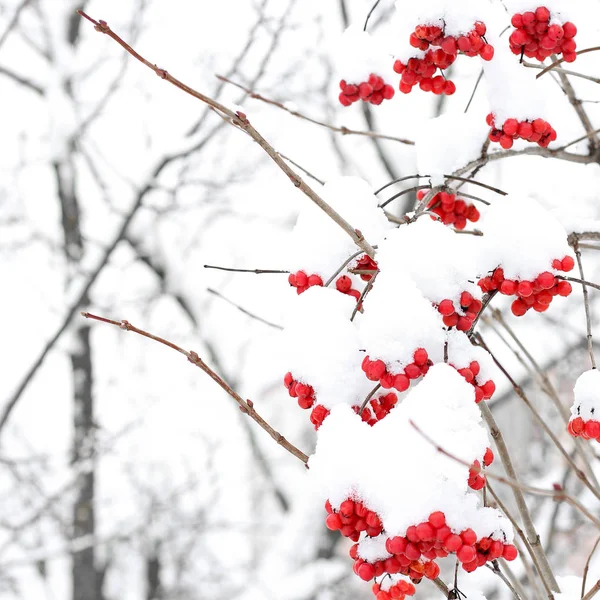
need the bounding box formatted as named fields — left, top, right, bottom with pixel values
left=571, top=369, right=600, bottom=421
left=309, top=364, right=511, bottom=541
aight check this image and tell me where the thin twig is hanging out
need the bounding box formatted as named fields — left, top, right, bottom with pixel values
left=523, top=61, right=600, bottom=85
left=324, top=250, right=365, bottom=287
left=206, top=288, right=283, bottom=330
left=379, top=185, right=431, bottom=209
left=363, top=0, right=382, bottom=31
left=582, top=535, right=600, bottom=599
left=464, top=69, right=484, bottom=113
left=351, top=271, right=378, bottom=321
left=81, top=312, right=308, bottom=464
left=583, top=582, right=600, bottom=600
left=78, top=11, right=377, bottom=258
left=537, top=47, right=600, bottom=79
left=359, top=384, right=381, bottom=415
left=279, top=153, right=324, bottom=184
left=485, top=562, right=524, bottom=600
left=204, top=264, right=289, bottom=274
left=572, top=240, right=597, bottom=368
left=216, top=75, right=414, bottom=145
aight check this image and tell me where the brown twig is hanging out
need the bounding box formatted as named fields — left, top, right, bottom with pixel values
left=537, top=47, right=600, bottom=79
left=351, top=271, right=378, bottom=321
left=583, top=581, right=600, bottom=600
left=523, top=60, right=600, bottom=85
left=359, top=384, right=381, bottom=415
left=571, top=239, right=597, bottom=369
left=78, top=11, right=376, bottom=259
left=216, top=75, right=415, bottom=145
left=324, top=250, right=366, bottom=287
left=80, top=312, right=309, bottom=464
left=582, top=535, right=600, bottom=599
left=379, top=185, right=431, bottom=209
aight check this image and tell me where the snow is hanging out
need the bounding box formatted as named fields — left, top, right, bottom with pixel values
left=281, top=286, right=373, bottom=408
left=483, top=39, right=554, bottom=125
left=415, top=112, right=489, bottom=185
left=309, top=365, right=510, bottom=541
left=570, top=368, right=600, bottom=422
left=286, top=176, right=392, bottom=278
left=357, top=264, right=446, bottom=372
left=479, top=194, right=573, bottom=280
left=446, top=329, right=498, bottom=386
left=376, top=219, right=482, bottom=306
left=334, top=26, right=394, bottom=84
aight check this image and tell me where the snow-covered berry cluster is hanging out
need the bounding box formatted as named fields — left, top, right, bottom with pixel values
left=395, top=20, right=493, bottom=96
left=487, top=113, right=557, bottom=149
left=478, top=262, right=573, bottom=317
left=509, top=7, right=578, bottom=62
left=339, top=74, right=395, bottom=107
left=437, top=292, right=482, bottom=332
left=569, top=370, right=600, bottom=442
left=326, top=498, right=384, bottom=541
left=418, top=189, right=481, bottom=230
left=371, top=577, right=416, bottom=600
left=362, top=350, right=431, bottom=393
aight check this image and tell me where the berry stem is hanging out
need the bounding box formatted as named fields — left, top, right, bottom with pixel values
left=207, top=288, right=283, bottom=330
left=571, top=240, right=597, bottom=369
left=351, top=270, right=379, bottom=321
left=582, top=534, right=600, bottom=600
left=359, top=383, right=382, bottom=415
left=537, top=46, right=600, bottom=79
left=203, top=265, right=290, bottom=274
left=80, top=312, right=309, bottom=464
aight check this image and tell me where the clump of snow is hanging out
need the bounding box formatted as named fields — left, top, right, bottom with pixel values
left=478, top=194, right=573, bottom=280
left=556, top=576, right=586, bottom=600
left=483, top=40, right=553, bottom=125
left=357, top=265, right=446, bottom=372
left=334, top=26, right=394, bottom=84
left=376, top=220, right=482, bottom=306
left=446, top=329, right=498, bottom=386
left=286, top=176, right=392, bottom=277
left=309, top=364, right=509, bottom=542
left=281, top=287, right=372, bottom=408
left=415, top=112, right=489, bottom=186
left=357, top=535, right=391, bottom=563
left=570, top=369, right=600, bottom=422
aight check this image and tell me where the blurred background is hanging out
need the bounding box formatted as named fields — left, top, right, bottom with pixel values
left=1, top=0, right=600, bottom=598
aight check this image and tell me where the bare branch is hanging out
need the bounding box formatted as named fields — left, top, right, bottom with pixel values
left=207, top=288, right=283, bottom=330
left=81, top=312, right=309, bottom=464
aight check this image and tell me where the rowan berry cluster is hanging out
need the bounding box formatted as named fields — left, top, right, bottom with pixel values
left=371, top=578, right=416, bottom=600
left=354, top=392, right=399, bottom=426
left=362, top=349, right=432, bottom=393
left=345, top=509, right=517, bottom=585
left=478, top=257, right=574, bottom=317
left=509, top=7, right=578, bottom=62
left=452, top=360, right=496, bottom=402
left=437, top=291, right=483, bottom=332
left=418, top=189, right=480, bottom=230
left=325, top=498, right=384, bottom=541
left=468, top=447, right=494, bottom=490
left=487, top=113, right=557, bottom=149
left=568, top=417, right=600, bottom=441
left=287, top=270, right=323, bottom=295
left=395, top=21, right=493, bottom=96
left=339, top=74, right=396, bottom=107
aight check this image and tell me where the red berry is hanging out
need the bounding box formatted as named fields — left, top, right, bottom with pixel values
left=585, top=421, right=600, bottom=439
left=557, top=281, right=572, bottom=296
left=457, top=545, right=477, bottom=563
left=357, top=562, right=376, bottom=581
left=461, top=529, right=477, bottom=545
left=535, top=6, right=550, bottom=22
left=503, top=545, right=518, bottom=561
left=503, top=119, right=519, bottom=136
left=438, top=299, right=455, bottom=316
left=325, top=513, right=342, bottom=530
left=483, top=447, right=494, bottom=466
left=563, top=22, right=577, bottom=39
left=561, top=256, right=575, bottom=272
left=429, top=511, right=446, bottom=529
left=444, top=534, right=462, bottom=552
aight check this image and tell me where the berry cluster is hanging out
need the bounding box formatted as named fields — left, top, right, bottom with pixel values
left=339, top=74, right=395, bottom=107
left=568, top=417, right=600, bottom=441
left=362, top=349, right=431, bottom=393
left=452, top=360, right=496, bottom=403
left=284, top=373, right=398, bottom=429
left=325, top=499, right=384, bottom=541
left=487, top=113, right=557, bottom=149
left=354, top=392, right=399, bottom=426
left=355, top=254, right=379, bottom=281
left=284, top=372, right=315, bottom=409
left=437, top=291, right=483, bottom=332
left=418, top=190, right=480, bottom=230
left=468, top=447, right=494, bottom=490
left=395, top=21, right=493, bottom=96
left=478, top=258, right=574, bottom=317
left=287, top=270, right=323, bottom=295
left=509, top=7, right=578, bottom=62
left=382, top=511, right=517, bottom=578
left=371, top=578, right=416, bottom=600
